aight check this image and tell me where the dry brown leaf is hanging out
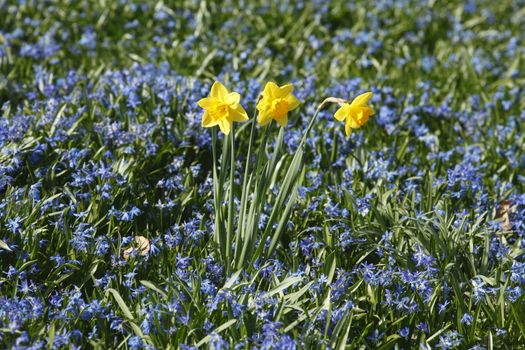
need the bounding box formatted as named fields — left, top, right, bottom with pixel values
left=497, top=200, right=513, bottom=232
left=123, top=235, right=151, bottom=260
left=318, top=97, right=347, bottom=109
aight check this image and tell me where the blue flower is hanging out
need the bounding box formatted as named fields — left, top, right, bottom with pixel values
left=437, top=331, right=463, bottom=349
left=461, top=313, right=473, bottom=325
left=399, top=327, right=410, bottom=338
left=7, top=217, right=22, bottom=234
left=128, top=336, right=143, bottom=350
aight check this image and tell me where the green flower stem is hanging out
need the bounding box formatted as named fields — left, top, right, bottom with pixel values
left=234, top=116, right=258, bottom=269
left=226, top=125, right=235, bottom=274
left=252, top=105, right=324, bottom=262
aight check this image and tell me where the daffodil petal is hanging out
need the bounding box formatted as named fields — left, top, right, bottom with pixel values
left=345, top=122, right=353, bottom=137
left=262, top=82, right=273, bottom=96
left=351, top=92, right=373, bottom=107
left=277, top=84, right=293, bottom=98
left=258, top=111, right=272, bottom=126
left=256, top=98, right=268, bottom=113
left=224, top=92, right=240, bottom=106
left=286, top=94, right=300, bottom=111
left=218, top=119, right=231, bottom=135
left=202, top=111, right=218, bottom=127
left=265, top=82, right=280, bottom=98
left=334, top=105, right=348, bottom=121
left=197, top=97, right=216, bottom=109
left=347, top=114, right=361, bottom=128
left=211, top=81, right=229, bottom=99
left=230, top=105, right=249, bottom=122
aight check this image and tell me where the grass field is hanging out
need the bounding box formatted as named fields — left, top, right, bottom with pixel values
left=1, top=0, right=525, bottom=349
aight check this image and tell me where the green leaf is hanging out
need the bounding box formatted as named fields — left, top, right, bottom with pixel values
left=140, top=280, right=168, bottom=299
left=47, top=322, right=56, bottom=350
left=106, top=288, right=134, bottom=320
left=0, top=239, right=12, bottom=251
left=266, top=276, right=303, bottom=297
left=222, top=269, right=243, bottom=290
left=196, top=319, right=237, bottom=347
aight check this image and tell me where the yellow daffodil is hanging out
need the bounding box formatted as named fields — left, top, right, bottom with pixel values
left=197, top=81, right=249, bottom=135
left=334, top=92, right=374, bottom=136
left=257, top=82, right=300, bottom=127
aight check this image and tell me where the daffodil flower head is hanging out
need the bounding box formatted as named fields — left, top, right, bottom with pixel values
left=257, top=82, right=300, bottom=127
left=197, top=81, right=249, bottom=135
left=334, top=92, right=374, bottom=136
